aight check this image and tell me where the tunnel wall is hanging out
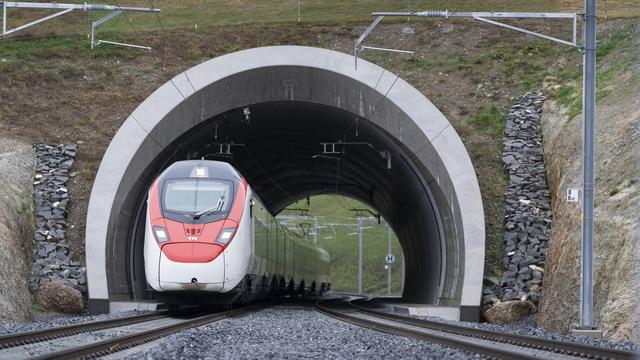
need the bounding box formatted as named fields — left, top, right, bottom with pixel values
left=85, top=46, right=485, bottom=318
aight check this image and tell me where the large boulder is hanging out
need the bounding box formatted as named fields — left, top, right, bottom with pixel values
left=483, top=300, right=535, bottom=324
left=36, top=282, right=85, bottom=313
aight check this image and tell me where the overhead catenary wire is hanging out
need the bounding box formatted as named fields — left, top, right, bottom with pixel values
left=110, top=0, right=138, bottom=34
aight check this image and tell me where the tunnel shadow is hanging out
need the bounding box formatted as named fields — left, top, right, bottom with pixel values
left=122, top=101, right=444, bottom=306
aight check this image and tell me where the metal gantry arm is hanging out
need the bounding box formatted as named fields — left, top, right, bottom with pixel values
left=471, top=15, right=578, bottom=47
left=1, top=2, right=160, bottom=49
left=355, top=10, right=580, bottom=69
left=2, top=3, right=74, bottom=36
left=354, top=15, right=415, bottom=70
left=90, top=9, right=122, bottom=49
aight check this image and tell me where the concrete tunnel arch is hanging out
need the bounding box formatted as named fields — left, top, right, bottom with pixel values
left=85, top=46, right=485, bottom=320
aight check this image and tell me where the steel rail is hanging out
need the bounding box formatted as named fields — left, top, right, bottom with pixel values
left=348, top=299, right=637, bottom=360
left=316, top=298, right=539, bottom=360
left=0, top=311, right=168, bottom=350
left=31, top=303, right=269, bottom=360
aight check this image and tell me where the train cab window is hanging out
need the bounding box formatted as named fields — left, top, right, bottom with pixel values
left=162, top=179, right=232, bottom=216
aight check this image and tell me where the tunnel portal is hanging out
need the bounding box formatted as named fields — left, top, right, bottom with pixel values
left=85, top=46, right=485, bottom=320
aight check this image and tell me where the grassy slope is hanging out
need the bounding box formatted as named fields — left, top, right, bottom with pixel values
left=0, top=1, right=636, bottom=295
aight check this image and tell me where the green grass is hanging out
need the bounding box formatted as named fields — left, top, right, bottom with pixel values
left=548, top=24, right=638, bottom=117
left=404, top=57, right=435, bottom=71
left=471, top=103, right=505, bottom=133
left=0, top=34, right=143, bottom=61
left=609, top=186, right=621, bottom=196
left=597, top=30, right=628, bottom=58
left=32, top=303, right=47, bottom=313
left=555, top=84, right=582, bottom=119
left=278, top=195, right=404, bottom=296
left=6, top=0, right=613, bottom=42
left=477, top=41, right=565, bottom=92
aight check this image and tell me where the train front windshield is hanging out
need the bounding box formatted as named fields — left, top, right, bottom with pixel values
left=162, top=179, right=232, bottom=215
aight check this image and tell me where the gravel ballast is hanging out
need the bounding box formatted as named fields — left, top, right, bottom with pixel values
left=0, top=310, right=152, bottom=336
left=390, top=309, right=640, bottom=353
left=129, top=302, right=474, bottom=360
left=1, top=301, right=637, bottom=358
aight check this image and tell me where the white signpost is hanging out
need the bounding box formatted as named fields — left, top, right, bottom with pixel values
left=385, top=254, right=395, bottom=264
left=567, top=188, right=580, bottom=202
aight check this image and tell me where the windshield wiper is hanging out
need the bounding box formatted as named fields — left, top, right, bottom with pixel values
left=193, top=195, right=225, bottom=219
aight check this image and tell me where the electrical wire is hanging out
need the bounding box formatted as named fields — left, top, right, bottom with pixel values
left=110, top=0, right=139, bottom=35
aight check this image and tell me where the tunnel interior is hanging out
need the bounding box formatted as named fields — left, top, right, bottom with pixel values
left=122, top=101, right=444, bottom=304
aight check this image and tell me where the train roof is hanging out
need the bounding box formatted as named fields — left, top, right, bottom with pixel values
left=158, top=160, right=241, bottom=181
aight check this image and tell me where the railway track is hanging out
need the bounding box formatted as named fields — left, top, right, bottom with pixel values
left=0, top=303, right=268, bottom=360
left=0, top=311, right=168, bottom=350
left=316, top=297, right=637, bottom=360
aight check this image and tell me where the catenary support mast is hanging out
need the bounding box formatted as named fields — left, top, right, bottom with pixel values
left=356, top=3, right=600, bottom=335
left=579, top=0, right=597, bottom=331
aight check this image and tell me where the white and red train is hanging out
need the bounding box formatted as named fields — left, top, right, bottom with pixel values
left=144, top=160, right=330, bottom=306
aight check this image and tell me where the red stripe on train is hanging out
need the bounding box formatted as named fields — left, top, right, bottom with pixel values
left=161, top=242, right=223, bottom=263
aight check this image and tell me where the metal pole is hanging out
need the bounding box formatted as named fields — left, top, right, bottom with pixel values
left=401, top=251, right=405, bottom=293
left=313, top=224, right=317, bottom=244
left=3, top=1, right=7, bottom=35
left=579, top=0, right=597, bottom=330
left=297, top=0, right=301, bottom=23
left=357, top=217, right=363, bottom=294
left=572, top=13, right=578, bottom=46
left=387, top=223, right=392, bottom=296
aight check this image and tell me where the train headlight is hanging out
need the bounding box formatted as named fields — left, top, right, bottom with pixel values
left=216, top=228, right=236, bottom=245
left=153, top=226, right=170, bottom=243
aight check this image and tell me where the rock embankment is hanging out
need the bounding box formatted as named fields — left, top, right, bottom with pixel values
left=30, top=144, right=86, bottom=312
left=0, top=138, right=35, bottom=323
left=483, top=92, right=551, bottom=322
left=539, top=97, right=639, bottom=340
left=538, top=24, right=639, bottom=342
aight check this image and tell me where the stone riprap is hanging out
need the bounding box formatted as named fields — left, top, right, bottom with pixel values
left=483, top=92, right=551, bottom=315
left=29, top=144, right=86, bottom=297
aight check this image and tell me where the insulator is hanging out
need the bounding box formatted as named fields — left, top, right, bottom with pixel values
left=416, top=10, right=447, bottom=18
